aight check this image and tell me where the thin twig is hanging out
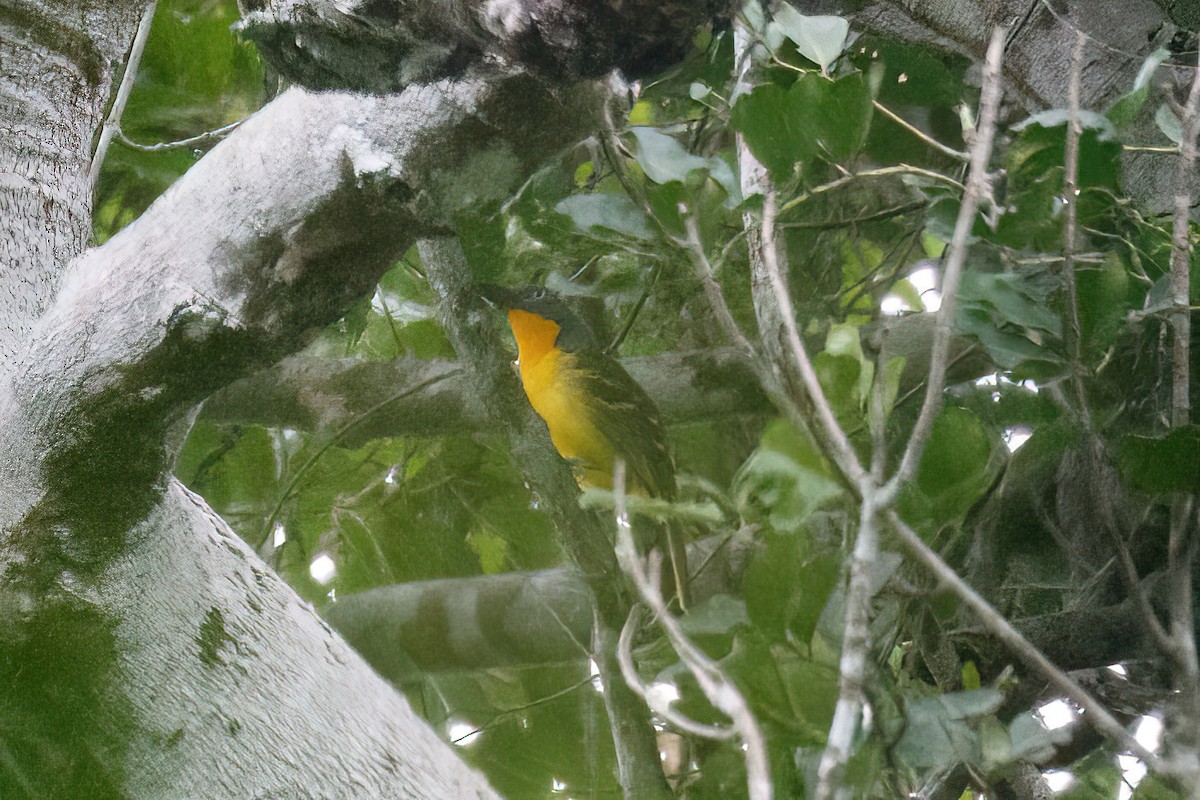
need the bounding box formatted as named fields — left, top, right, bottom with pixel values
left=606, top=262, right=661, bottom=354
left=881, top=27, right=1007, bottom=506
left=779, top=165, right=965, bottom=215
left=1111, top=534, right=1175, bottom=656
left=885, top=510, right=1161, bottom=768
left=116, top=118, right=245, bottom=153
left=1166, top=55, right=1200, bottom=770
left=613, top=460, right=772, bottom=800
left=255, top=369, right=458, bottom=553
left=450, top=677, right=595, bottom=744
left=872, top=100, right=969, bottom=162
left=1062, top=29, right=1091, bottom=422
left=814, top=497, right=880, bottom=800
left=616, top=606, right=737, bottom=741
left=1123, top=144, right=1181, bottom=154
left=777, top=201, right=926, bottom=230
left=682, top=214, right=757, bottom=356
left=1168, top=49, right=1200, bottom=429
left=89, top=1, right=157, bottom=196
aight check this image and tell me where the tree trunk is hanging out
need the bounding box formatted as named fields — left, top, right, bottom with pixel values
left=0, top=12, right=597, bottom=792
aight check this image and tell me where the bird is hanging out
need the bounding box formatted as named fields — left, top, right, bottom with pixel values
left=481, top=284, right=690, bottom=609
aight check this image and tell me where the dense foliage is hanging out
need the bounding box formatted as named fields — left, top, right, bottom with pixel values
left=100, top=1, right=1199, bottom=797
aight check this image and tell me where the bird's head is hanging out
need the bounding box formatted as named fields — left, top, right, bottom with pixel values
left=478, top=284, right=598, bottom=353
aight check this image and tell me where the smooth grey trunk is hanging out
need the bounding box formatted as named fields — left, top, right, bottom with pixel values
left=0, top=11, right=594, bottom=790
left=0, top=0, right=143, bottom=360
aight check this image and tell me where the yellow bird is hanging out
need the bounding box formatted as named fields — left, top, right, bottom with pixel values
left=482, top=285, right=689, bottom=608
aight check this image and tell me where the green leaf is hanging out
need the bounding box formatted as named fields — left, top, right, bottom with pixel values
left=776, top=652, right=839, bottom=740
left=959, top=271, right=1062, bottom=334
left=731, top=73, right=871, bottom=179
left=554, top=193, right=652, bottom=239
left=627, top=128, right=741, bottom=206
left=900, top=406, right=997, bottom=527
left=628, top=99, right=655, bottom=126
left=1009, top=712, right=1070, bottom=763
left=1135, top=48, right=1172, bottom=91
left=1013, top=108, right=1117, bottom=141
left=630, top=127, right=713, bottom=184
left=978, top=714, right=1011, bottom=773
left=863, top=39, right=969, bottom=108
left=961, top=661, right=981, bottom=691
left=680, top=594, right=750, bottom=657
left=894, top=689, right=1004, bottom=771
left=1076, top=251, right=1133, bottom=357
left=735, top=420, right=845, bottom=530
left=572, top=160, right=595, bottom=188
left=789, top=73, right=872, bottom=162
left=1107, top=85, right=1149, bottom=128
left=1119, top=426, right=1200, bottom=492
left=467, top=528, right=510, bottom=574
left=1156, top=103, right=1183, bottom=145
left=814, top=352, right=863, bottom=419
left=771, top=6, right=849, bottom=73
left=1135, top=774, right=1186, bottom=799
left=731, top=83, right=809, bottom=176
left=744, top=529, right=841, bottom=645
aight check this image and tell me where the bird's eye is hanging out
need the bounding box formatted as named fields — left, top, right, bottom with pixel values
left=531, top=289, right=546, bottom=300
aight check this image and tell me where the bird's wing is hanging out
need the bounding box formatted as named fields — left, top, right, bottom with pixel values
left=569, top=349, right=676, bottom=499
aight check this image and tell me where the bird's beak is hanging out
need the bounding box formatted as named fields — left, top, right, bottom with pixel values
left=476, top=284, right=509, bottom=309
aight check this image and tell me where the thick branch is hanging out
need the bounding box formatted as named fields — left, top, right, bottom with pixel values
left=9, top=70, right=598, bottom=534
left=324, top=534, right=751, bottom=681
left=199, top=349, right=769, bottom=441
left=102, top=481, right=500, bottom=798
left=238, top=0, right=729, bottom=91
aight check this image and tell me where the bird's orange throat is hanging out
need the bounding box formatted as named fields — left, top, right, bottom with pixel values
left=507, top=308, right=562, bottom=369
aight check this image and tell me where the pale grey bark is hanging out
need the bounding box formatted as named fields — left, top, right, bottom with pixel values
left=1, top=45, right=597, bottom=797
left=0, top=0, right=145, bottom=360
left=843, top=0, right=1187, bottom=213
left=326, top=533, right=751, bottom=682
left=5, top=0, right=1194, bottom=795
left=198, top=348, right=769, bottom=442
left=110, top=480, right=496, bottom=799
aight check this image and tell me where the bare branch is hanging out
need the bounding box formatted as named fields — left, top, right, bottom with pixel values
left=1111, top=535, right=1175, bottom=656
left=616, top=606, right=738, bottom=741
left=90, top=1, right=156, bottom=195
left=116, top=118, right=245, bottom=153
left=613, top=459, right=772, bottom=800
left=882, top=26, right=1007, bottom=504
left=1165, top=52, right=1200, bottom=781
left=872, top=100, right=969, bottom=162
left=1062, top=29, right=1091, bottom=420
left=814, top=498, right=881, bottom=800
left=886, top=510, right=1161, bottom=768
left=778, top=165, right=965, bottom=214
left=1169, top=51, right=1200, bottom=428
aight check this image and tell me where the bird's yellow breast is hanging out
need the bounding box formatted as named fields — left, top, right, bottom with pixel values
left=518, top=346, right=616, bottom=489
